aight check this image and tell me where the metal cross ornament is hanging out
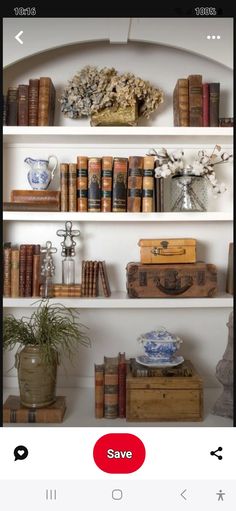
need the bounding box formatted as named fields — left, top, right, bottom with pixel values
left=40, top=240, right=57, bottom=277
left=56, top=221, right=80, bottom=257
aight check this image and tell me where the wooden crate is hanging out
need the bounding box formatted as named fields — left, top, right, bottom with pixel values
left=126, top=360, right=203, bottom=421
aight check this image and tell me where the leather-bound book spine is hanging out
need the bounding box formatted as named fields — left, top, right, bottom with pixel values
left=28, top=79, right=39, bottom=126
left=98, top=261, right=111, bottom=297
left=112, top=157, right=128, bottom=212
left=88, top=158, right=101, bottom=212
left=32, top=245, right=41, bottom=297
left=155, top=177, right=165, bottom=212
left=81, top=260, right=86, bottom=297
left=60, top=163, right=69, bottom=212
left=11, top=248, right=20, bottom=298
left=173, top=78, right=189, bottom=126
left=209, top=83, right=220, bottom=127
left=19, top=244, right=27, bottom=297
left=3, top=395, right=66, bottom=423
left=25, top=245, right=35, bottom=297
left=127, top=156, right=143, bottom=212
left=104, top=356, right=118, bottom=419
left=3, top=244, right=12, bottom=297
left=101, top=156, right=113, bottom=212
left=95, top=364, right=104, bottom=418
left=7, top=87, right=18, bottom=125
left=188, top=75, right=203, bottom=126
left=18, top=84, right=29, bottom=126
left=77, top=156, right=88, bottom=212
left=11, top=190, right=61, bottom=204
left=142, top=155, right=155, bottom=212
left=38, top=77, right=55, bottom=126
left=3, top=202, right=60, bottom=212
left=92, top=261, right=99, bottom=297
left=89, top=260, right=94, bottom=297
left=68, top=163, right=77, bottom=212
left=85, top=261, right=89, bottom=297
left=3, top=95, right=7, bottom=125
left=118, top=352, right=126, bottom=418
left=52, top=284, right=81, bottom=297
left=202, top=83, right=209, bottom=127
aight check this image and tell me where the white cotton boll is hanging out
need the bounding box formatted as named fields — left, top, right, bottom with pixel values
left=222, top=152, right=230, bottom=161
left=154, top=167, right=162, bottom=178
left=172, top=150, right=183, bottom=160
left=162, top=168, right=172, bottom=177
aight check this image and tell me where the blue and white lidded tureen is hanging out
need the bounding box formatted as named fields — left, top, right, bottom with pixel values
left=137, top=328, right=183, bottom=361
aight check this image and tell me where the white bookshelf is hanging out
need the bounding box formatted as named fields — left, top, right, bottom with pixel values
left=3, top=211, right=233, bottom=222
left=3, top=293, right=233, bottom=309
left=3, top=31, right=233, bottom=421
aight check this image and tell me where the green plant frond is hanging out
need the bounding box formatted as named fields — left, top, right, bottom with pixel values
left=3, top=300, right=90, bottom=366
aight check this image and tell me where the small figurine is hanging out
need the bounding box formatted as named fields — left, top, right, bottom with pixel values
left=40, top=241, right=57, bottom=298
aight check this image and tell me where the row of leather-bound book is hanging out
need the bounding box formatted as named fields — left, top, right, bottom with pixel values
left=60, top=155, right=164, bottom=213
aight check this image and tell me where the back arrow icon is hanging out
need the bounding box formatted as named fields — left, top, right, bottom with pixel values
left=181, top=489, right=187, bottom=500
left=15, top=31, right=24, bottom=45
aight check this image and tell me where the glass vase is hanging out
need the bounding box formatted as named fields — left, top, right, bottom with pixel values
left=171, top=173, right=208, bottom=212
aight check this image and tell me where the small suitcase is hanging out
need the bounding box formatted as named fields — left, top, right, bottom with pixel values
left=138, top=238, right=196, bottom=264
left=126, top=262, right=217, bottom=298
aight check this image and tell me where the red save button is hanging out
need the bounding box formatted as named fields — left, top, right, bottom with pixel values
left=93, top=433, right=146, bottom=473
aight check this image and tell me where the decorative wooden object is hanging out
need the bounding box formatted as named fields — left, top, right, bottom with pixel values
left=91, top=103, right=138, bottom=126
left=126, top=360, right=203, bottom=421
left=212, top=311, right=233, bottom=419
left=138, top=238, right=196, bottom=264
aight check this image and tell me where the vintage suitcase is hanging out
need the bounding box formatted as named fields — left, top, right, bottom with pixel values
left=126, top=360, right=203, bottom=421
left=138, top=238, right=197, bottom=264
left=126, top=262, right=217, bottom=298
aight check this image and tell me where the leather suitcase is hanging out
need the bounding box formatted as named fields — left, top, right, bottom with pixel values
left=126, top=262, right=217, bottom=298
left=138, top=238, right=196, bottom=264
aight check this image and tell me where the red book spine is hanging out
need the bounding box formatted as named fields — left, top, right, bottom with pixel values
left=25, top=245, right=35, bottom=297
left=202, top=83, right=209, bottom=127
left=118, top=352, right=126, bottom=418
left=19, top=245, right=27, bottom=297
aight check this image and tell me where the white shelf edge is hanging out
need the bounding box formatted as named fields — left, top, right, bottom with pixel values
left=3, top=293, right=233, bottom=309
left=3, top=126, right=233, bottom=137
left=2, top=211, right=233, bottom=222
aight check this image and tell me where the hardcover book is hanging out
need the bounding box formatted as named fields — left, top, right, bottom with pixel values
left=11, top=190, right=61, bottom=204
left=98, top=261, right=111, bottom=297
left=101, top=156, right=113, bottom=212
left=77, top=156, right=88, bottom=212
left=7, top=87, right=18, bottom=126
left=88, top=157, right=101, bottom=212
left=118, top=352, right=126, bottom=418
left=3, top=244, right=12, bottom=297
left=173, top=78, right=189, bottom=126
left=18, top=84, right=29, bottom=126
left=209, top=83, right=220, bottom=127
left=104, top=356, right=118, bottom=419
left=11, top=248, right=20, bottom=298
left=28, top=78, right=39, bottom=126
left=38, top=77, right=55, bottom=126
left=3, top=202, right=60, bottom=212
left=68, top=163, right=77, bottom=212
left=202, top=83, right=209, bottom=127
left=3, top=395, right=66, bottom=423
left=188, top=74, right=203, bottom=127
left=142, top=156, right=155, bottom=212
left=60, top=163, right=69, bottom=212
left=127, top=156, right=143, bottom=212
left=112, top=157, right=128, bottom=212
left=95, top=364, right=104, bottom=418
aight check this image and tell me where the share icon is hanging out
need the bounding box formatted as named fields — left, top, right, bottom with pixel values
left=210, top=446, right=223, bottom=460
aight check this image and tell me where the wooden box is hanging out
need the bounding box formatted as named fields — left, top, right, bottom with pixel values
left=126, top=360, right=203, bottom=421
left=126, top=262, right=217, bottom=298
left=138, top=238, right=196, bottom=264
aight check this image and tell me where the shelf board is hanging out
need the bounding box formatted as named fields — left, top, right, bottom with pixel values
left=3, top=293, right=233, bottom=309
left=3, top=126, right=233, bottom=144
left=3, top=211, right=233, bottom=222
left=3, top=387, right=233, bottom=427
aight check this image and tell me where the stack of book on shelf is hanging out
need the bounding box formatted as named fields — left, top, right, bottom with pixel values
left=3, top=77, right=56, bottom=126
left=3, top=395, right=66, bottom=423
left=4, top=190, right=61, bottom=212
left=61, top=155, right=164, bottom=213
left=173, top=74, right=222, bottom=127
left=95, top=353, right=127, bottom=419
left=81, top=260, right=111, bottom=297
left=3, top=243, right=41, bottom=298
left=40, top=284, right=82, bottom=298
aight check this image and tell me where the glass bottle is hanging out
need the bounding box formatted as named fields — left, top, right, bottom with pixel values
left=62, top=248, right=75, bottom=285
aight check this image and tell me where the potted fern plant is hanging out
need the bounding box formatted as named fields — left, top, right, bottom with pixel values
left=3, top=300, right=90, bottom=408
